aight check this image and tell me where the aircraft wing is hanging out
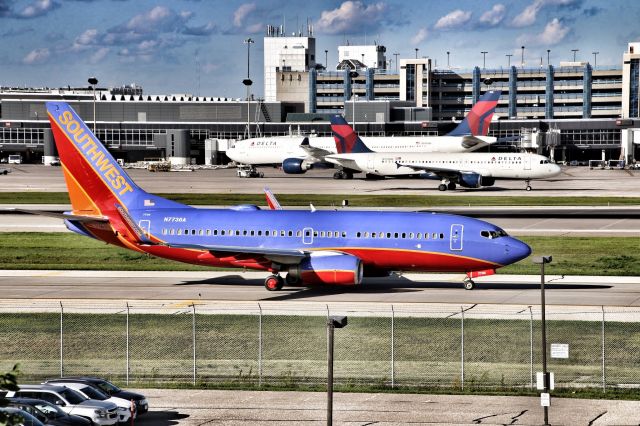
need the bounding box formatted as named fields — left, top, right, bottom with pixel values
left=5, top=208, right=109, bottom=222
left=299, top=137, right=333, bottom=159
left=324, top=155, right=362, bottom=171
left=164, top=243, right=308, bottom=265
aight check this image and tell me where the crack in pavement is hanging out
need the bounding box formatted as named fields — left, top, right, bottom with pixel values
left=509, top=410, right=528, bottom=424
left=587, top=411, right=607, bottom=426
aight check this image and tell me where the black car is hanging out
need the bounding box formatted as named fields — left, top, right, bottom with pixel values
left=6, top=397, right=90, bottom=425
left=44, top=377, right=148, bottom=415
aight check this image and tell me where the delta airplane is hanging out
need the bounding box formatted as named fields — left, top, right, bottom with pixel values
left=327, top=115, right=561, bottom=191
left=226, top=90, right=502, bottom=177
left=37, top=102, right=531, bottom=291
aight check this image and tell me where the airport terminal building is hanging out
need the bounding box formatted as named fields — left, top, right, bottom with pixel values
left=1, top=34, right=640, bottom=165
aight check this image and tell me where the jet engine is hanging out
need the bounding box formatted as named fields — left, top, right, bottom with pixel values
left=287, top=252, right=363, bottom=285
left=282, top=158, right=313, bottom=174
left=459, top=173, right=495, bottom=188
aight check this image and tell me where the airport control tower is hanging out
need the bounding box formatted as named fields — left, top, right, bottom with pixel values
left=263, top=23, right=316, bottom=102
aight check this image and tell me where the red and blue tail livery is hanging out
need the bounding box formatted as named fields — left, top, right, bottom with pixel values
left=45, top=102, right=530, bottom=291
left=447, top=90, right=501, bottom=137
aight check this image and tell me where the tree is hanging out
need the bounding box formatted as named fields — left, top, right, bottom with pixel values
left=0, top=365, right=21, bottom=426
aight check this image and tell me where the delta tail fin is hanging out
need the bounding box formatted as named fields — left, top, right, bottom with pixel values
left=447, top=90, right=501, bottom=137
left=329, top=114, right=373, bottom=154
left=46, top=102, right=184, bottom=217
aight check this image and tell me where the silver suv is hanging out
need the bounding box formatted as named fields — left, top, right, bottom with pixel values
left=5, top=384, right=118, bottom=425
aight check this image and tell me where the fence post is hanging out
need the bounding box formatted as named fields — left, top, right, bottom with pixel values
left=460, top=306, right=464, bottom=390
left=126, top=302, right=130, bottom=386
left=59, top=302, right=63, bottom=377
left=258, top=303, right=263, bottom=387
left=192, top=304, right=197, bottom=386
left=391, top=305, right=395, bottom=389
left=529, top=306, right=534, bottom=389
left=601, top=305, right=605, bottom=392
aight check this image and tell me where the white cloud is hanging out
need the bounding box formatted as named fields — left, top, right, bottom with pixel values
left=411, top=28, right=428, bottom=45
left=434, top=9, right=472, bottom=30
left=479, top=4, right=506, bottom=27
left=517, top=18, right=570, bottom=46
left=315, top=1, right=387, bottom=35
left=22, top=47, right=50, bottom=64
left=512, top=0, right=579, bottom=27
left=233, top=3, right=256, bottom=27
left=89, top=47, right=110, bottom=64
left=15, top=0, right=59, bottom=19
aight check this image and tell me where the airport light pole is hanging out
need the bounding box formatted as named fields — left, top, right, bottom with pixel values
left=572, top=49, right=579, bottom=62
left=415, top=47, right=419, bottom=59
left=349, top=71, right=359, bottom=127
left=447, top=51, right=450, bottom=69
left=394, top=53, right=399, bottom=73
left=88, top=77, right=98, bottom=133
left=325, top=49, right=328, bottom=70
left=592, top=51, right=599, bottom=69
left=533, top=255, right=553, bottom=426
left=243, top=38, right=254, bottom=139
left=327, top=316, right=348, bottom=426
left=547, top=49, right=551, bottom=66
left=481, top=51, right=488, bottom=69
left=521, top=46, right=525, bottom=68
left=506, top=54, right=513, bottom=68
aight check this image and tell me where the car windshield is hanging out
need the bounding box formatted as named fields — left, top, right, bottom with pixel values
left=80, top=386, right=108, bottom=400
left=95, top=380, right=121, bottom=394
left=60, top=388, right=87, bottom=404
left=33, top=401, right=65, bottom=417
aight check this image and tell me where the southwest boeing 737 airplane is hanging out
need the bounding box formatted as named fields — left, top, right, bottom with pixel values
left=40, top=102, right=531, bottom=291
left=226, top=90, right=502, bottom=178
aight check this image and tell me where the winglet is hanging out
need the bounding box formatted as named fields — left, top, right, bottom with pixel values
left=264, top=187, right=282, bottom=210
left=329, top=114, right=373, bottom=154
left=447, top=90, right=501, bottom=137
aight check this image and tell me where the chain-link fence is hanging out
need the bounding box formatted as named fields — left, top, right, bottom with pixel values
left=1, top=302, right=640, bottom=390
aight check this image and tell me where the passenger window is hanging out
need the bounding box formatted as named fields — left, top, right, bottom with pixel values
left=258, top=230, right=262, bottom=236
left=177, top=229, right=182, bottom=235
left=409, top=232, right=414, bottom=239
left=342, top=231, right=347, bottom=238
left=417, top=233, right=422, bottom=239
left=184, top=228, right=188, bottom=235
left=356, top=232, right=361, bottom=238
left=432, top=233, right=437, bottom=239
left=305, top=230, right=310, bottom=237
left=394, top=232, right=399, bottom=238
left=162, top=228, right=167, bottom=235
left=243, top=230, right=248, bottom=236
left=313, top=231, right=318, bottom=237
left=169, top=228, right=174, bottom=235
left=371, top=232, right=376, bottom=238
left=440, top=233, right=444, bottom=239
left=297, top=230, right=302, bottom=237
left=364, top=232, right=369, bottom=238
left=198, top=230, right=203, bottom=236
left=220, top=230, right=225, bottom=236
left=235, top=230, right=241, bottom=236
left=280, top=230, right=285, bottom=237
left=288, top=230, right=293, bottom=237
left=191, top=229, right=196, bottom=235
left=206, top=229, right=211, bottom=236
left=401, top=233, right=406, bottom=238
left=386, top=232, right=391, bottom=238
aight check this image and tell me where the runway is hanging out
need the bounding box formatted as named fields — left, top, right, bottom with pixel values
left=2, top=164, right=640, bottom=197
left=2, top=270, right=640, bottom=307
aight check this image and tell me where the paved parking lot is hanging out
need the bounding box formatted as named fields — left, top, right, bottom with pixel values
left=132, top=388, right=640, bottom=425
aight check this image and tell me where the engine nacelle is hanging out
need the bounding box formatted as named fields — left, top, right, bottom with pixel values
left=282, top=158, right=312, bottom=174
left=288, top=252, right=363, bottom=286
left=459, top=173, right=495, bottom=188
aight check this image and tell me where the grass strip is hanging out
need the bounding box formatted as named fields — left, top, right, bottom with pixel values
left=2, top=192, right=640, bottom=207
left=0, top=232, right=639, bottom=276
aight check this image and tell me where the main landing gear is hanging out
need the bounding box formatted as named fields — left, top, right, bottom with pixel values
left=525, top=179, right=532, bottom=191
left=333, top=170, right=353, bottom=180
left=264, top=275, right=284, bottom=291
left=463, top=277, right=475, bottom=290
left=438, top=180, right=456, bottom=191
left=264, top=274, right=302, bottom=291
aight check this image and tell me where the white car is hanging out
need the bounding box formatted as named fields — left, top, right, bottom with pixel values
left=44, top=381, right=134, bottom=423
left=5, top=384, right=118, bottom=425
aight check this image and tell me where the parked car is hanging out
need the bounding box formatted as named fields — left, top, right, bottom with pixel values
left=5, top=385, right=118, bottom=425
left=0, top=167, right=10, bottom=175
left=44, top=378, right=148, bottom=415
left=7, top=397, right=91, bottom=425
left=0, top=406, right=46, bottom=426
left=43, top=381, right=132, bottom=424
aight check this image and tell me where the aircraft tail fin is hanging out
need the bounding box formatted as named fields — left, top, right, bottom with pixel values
left=447, top=90, right=501, bottom=137
left=46, top=102, right=184, bottom=216
left=329, top=114, right=373, bottom=154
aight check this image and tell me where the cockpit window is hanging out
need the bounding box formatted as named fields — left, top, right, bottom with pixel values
left=481, top=229, right=509, bottom=239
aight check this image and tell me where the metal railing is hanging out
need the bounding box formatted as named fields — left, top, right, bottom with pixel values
left=1, top=302, right=639, bottom=390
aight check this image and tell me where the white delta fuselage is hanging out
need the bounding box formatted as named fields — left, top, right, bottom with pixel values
left=326, top=152, right=561, bottom=180
left=226, top=134, right=497, bottom=166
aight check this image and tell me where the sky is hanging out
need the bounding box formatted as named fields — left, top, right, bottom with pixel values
left=1, top=0, right=639, bottom=98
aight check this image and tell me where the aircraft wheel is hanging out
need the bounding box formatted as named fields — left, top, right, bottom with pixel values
left=345, top=171, right=353, bottom=179
left=463, top=279, right=475, bottom=290
left=438, top=184, right=447, bottom=191
left=526, top=185, right=532, bottom=191
left=447, top=182, right=456, bottom=190
left=264, top=275, right=284, bottom=291
left=285, top=273, right=301, bottom=285
left=333, top=171, right=344, bottom=180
